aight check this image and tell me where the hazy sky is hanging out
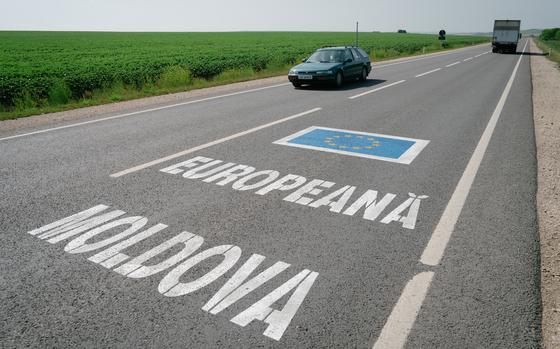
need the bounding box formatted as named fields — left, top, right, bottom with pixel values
left=1, top=0, right=558, bottom=33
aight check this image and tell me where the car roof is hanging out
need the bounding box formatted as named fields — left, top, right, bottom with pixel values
left=317, top=46, right=362, bottom=51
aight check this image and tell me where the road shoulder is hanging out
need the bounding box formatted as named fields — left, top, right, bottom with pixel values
left=530, top=38, right=560, bottom=348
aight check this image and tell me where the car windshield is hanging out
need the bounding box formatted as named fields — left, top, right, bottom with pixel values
left=306, top=49, right=345, bottom=63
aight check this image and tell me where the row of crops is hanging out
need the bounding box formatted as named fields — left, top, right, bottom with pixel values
left=0, top=31, right=489, bottom=110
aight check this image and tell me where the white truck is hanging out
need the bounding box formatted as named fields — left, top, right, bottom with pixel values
left=492, top=20, right=521, bottom=54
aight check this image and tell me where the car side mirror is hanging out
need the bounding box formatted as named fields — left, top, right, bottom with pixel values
left=345, top=58, right=352, bottom=63
left=301, top=58, right=307, bottom=63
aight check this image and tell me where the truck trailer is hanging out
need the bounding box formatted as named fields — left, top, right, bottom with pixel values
left=492, top=20, right=521, bottom=54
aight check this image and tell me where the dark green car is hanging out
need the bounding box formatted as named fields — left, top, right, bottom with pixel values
left=288, top=46, right=372, bottom=88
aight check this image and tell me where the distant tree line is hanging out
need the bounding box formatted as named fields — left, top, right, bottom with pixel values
left=540, top=28, right=560, bottom=41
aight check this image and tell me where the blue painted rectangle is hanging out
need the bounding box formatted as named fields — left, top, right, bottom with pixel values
left=273, top=126, right=429, bottom=164
left=287, top=128, right=414, bottom=159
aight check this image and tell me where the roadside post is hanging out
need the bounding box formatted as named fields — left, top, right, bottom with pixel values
left=439, top=29, right=448, bottom=48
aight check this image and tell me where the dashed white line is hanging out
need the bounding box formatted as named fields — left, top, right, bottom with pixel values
left=348, top=80, right=406, bottom=99
left=0, top=83, right=291, bottom=142
left=372, top=272, right=434, bottom=349
left=415, top=68, right=441, bottom=78
left=463, top=57, right=474, bottom=62
left=445, top=61, right=461, bottom=67
left=110, top=107, right=322, bottom=177
left=420, top=39, right=528, bottom=266
left=374, top=44, right=489, bottom=68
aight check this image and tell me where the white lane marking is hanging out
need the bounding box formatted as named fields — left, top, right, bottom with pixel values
left=374, top=44, right=489, bottom=68
left=475, top=54, right=482, bottom=58
left=372, top=272, right=434, bottom=349
left=445, top=61, right=461, bottom=68
left=110, top=107, right=322, bottom=177
left=348, top=80, right=406, bottom=99
left=420, top=39, right=528, bottom=266
left=0, top=83, right=291, bottom=142
left=463, top=57, right=474, bottom=62
left=414, top=68, right=441, bottom=78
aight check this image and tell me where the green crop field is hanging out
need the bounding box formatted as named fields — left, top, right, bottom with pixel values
left=0, top=31, right=489, bottom=119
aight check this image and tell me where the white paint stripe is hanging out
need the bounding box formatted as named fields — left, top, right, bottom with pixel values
left=463, top=57, right=473, bottom=61
left=372, top=272, right=434, bottom=349
left=348, top=80, right=406, bottom=99
left=0, top=83, right=291, bottom=142
left=110, top=107, right=322, bottom=177
left=445, top=61, right=461, bottom=67
left=475, top=54, right=482, bottom=57
left=420, top=39, right=528, bottom=267
left=414, top=68, right=441, bottom=78
left=374, top=44, right=489, bottom=68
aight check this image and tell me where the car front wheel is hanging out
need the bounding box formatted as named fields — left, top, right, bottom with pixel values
left=292, top=81, right=301, bottom=88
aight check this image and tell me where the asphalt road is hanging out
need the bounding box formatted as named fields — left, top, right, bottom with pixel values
left=0, top=39, right=541, bottom=348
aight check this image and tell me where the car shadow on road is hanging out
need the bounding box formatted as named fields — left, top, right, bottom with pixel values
left=294, top=79, right=387, bottom=91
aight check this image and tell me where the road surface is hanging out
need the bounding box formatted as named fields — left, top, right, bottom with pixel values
left=0, top=39, right=541, bottom=348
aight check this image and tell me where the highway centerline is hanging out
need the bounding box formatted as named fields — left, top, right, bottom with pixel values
left=463, top=57, right=474, bottom=61
left=110, top=107, right=322, bottom=177
left=348, top=80, right=406, bottom=99
left=415, top=68, right=441, bottom=78
left=445, top=61, right=461, bottom=67
left=372, top=39, right=528, bottom=349
left=0, top=83, right=291, bottom=142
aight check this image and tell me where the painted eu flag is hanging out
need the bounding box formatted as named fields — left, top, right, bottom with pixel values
left=274, top=126, right=429, bottom=164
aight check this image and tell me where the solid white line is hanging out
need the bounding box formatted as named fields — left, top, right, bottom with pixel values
left=0, top=83, right=291, bottom=142
left=374, top=44, right=489, bottom=68
left=463, top=57, right=473, bottom=61
left=110, top=107, right=322, bottom=177
left=348, top=80, right=406, bottom=99
left=415, top=68, right=441, bottom=78
left=445, top=61, right=461, bottom=67
left=372, top=272, right=434, bottom=349
left=420, top=39, right=528, bottom=266
left=475, top=54, right=482, bottom=58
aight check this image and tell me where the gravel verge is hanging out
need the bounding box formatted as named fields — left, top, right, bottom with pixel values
left=530, top=38, right=560, bottom=348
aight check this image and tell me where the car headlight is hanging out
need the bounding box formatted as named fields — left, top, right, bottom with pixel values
left=289, top=69, right=297, bottom=75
